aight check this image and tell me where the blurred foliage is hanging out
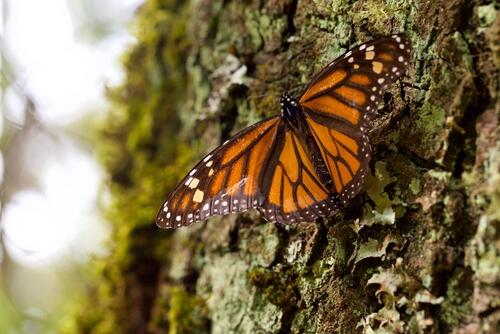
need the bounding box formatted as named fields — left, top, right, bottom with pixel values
left=0, top=284, right=21, bottom=333
left=62, top=0, right=194, bottom=332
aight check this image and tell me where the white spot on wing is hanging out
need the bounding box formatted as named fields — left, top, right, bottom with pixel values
left=372, top=61, right=383, bottom=74
left=193, top=189, right=204, bottom=203
left=188, top=178, right=200, bottom=189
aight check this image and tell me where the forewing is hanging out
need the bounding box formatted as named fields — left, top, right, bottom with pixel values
left=300, top=33, right=412, bottom=125
left=156, top=117, right=281, bottom=228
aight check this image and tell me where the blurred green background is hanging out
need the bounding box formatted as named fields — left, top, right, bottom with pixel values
left=0, top=0, right=142, bottom=332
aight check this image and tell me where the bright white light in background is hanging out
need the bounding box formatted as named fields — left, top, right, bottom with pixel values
left=3, top=141, right=105, bottom=266
left=3, top=0, right=140, bottom=126
left=0, top=0, right=145, bottom=325
left=3, top=190, right=75, bottom=265
left=1, top=0, right=144, bottom=266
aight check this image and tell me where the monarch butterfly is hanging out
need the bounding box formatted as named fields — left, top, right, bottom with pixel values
left=157, top=34, right=411, bottom=228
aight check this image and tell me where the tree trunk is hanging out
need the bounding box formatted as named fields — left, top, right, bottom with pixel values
left=68, top=0, right=499, bottom=333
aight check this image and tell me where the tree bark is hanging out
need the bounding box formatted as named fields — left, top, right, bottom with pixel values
left=69, top=0, right=499, bottom=333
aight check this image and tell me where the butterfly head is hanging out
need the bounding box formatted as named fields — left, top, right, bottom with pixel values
left=280, top=93, right=301, bottom=122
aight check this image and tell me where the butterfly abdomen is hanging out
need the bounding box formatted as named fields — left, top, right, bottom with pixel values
left=302, top=124, right=335, bottom=190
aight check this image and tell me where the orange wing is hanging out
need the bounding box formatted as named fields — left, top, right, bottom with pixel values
left=156, top=118, right=339, bottom=228
left=258, top=126, right=338, bottom=223
left=305, top=117, right=370, bottom=205
left=299, top=34, right=412, bottom=204
left=300, top=34, right=412, bottom=125
left=156, top=117, right=281, bottom=228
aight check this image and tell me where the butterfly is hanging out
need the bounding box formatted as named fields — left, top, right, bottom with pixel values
left=156, top=34, right=411, bottom=228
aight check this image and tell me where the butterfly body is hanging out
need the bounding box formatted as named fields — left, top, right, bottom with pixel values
left=280, top=93, right=301, bottom=124
left=281, top=93, right=335, bottom=191
left=157, top=34, right=412, bottom=228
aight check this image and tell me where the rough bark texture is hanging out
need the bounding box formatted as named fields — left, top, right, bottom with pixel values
left=67, top=0, right=499, bottom=333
